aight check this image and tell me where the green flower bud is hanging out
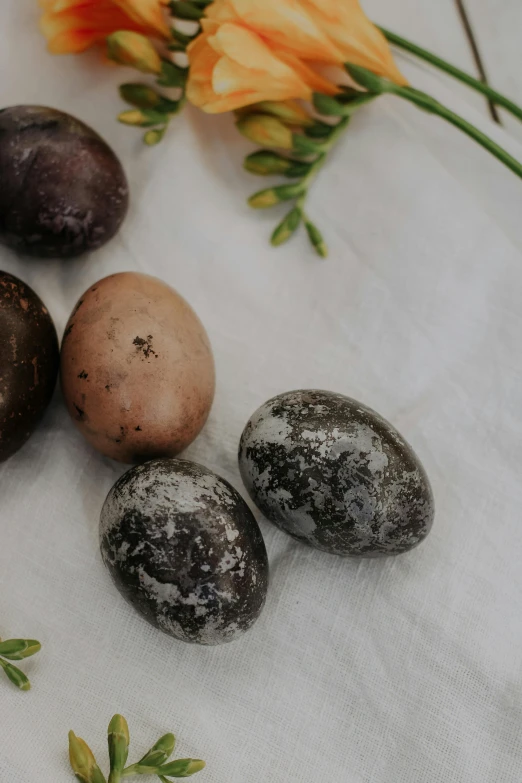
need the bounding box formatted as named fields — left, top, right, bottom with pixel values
left=237, top=115, right=293, bottom=150
left=0, top=639, right=41, bottom=660
left=305, top=219, right=328, bottom=258
left=244, top=151, right=291, bottom=176
left=271, top=207, right=302, bottom=247
left=120, top=84, right=162, bottom=110
left=312, top=92, right=349, bottom=117
left=248, top=182, right=305, bottom=209
left=135, top=733, right=176, bottom=768
left=0, top=658, right=30, bottom=691
left=345, top=64, right=386, bottom=93
left=158, top=758, right=206, bottom=778
left=107, top=32, right=162, bottom=75
left=170, top=1, right=204, bottom=20
left=144, top=127, right=167, bottom=146
left=108, top=715, right=129, bottom=778
left=68, top=732, right=107, bottom=783
left=241, top=100, right=313, bottom=126
left=118, top=109, right=167, bottom=127
left=157, top=61, right=188, bottom=88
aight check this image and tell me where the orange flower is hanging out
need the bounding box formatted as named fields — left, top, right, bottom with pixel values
left=187, top=0, right=406, bottom=113
left=40, top=0, right=170, bottom=54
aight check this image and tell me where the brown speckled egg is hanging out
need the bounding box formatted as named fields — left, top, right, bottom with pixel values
left=0, top=106, right=128, bottom=258
left=0, top=271, right=59, bottom=461
left=60, top=272, right=215, bottom=463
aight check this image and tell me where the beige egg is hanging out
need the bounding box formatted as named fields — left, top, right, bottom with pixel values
left=61, top=272, right=215, bottom=463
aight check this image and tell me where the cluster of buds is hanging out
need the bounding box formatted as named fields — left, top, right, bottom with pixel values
left=69, top=715, right=205, bottom=783
left=236, top=90, right=377, bottom=257
left=0, top=637, right=41, bottom=691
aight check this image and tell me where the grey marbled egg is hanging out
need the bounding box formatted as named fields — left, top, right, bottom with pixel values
left=239, top=390, right=434, bottom=557
left=100, top=459, right=269, bottom=645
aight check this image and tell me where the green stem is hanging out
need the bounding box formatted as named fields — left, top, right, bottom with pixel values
left=300, top=115, right=351, bottom=191
left=346, top=65, right=522, bottom=180
left=379, top=27, right=522, bottom=123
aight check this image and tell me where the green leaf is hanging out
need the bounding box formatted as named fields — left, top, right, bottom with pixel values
left=0, top=658, right=30, bottom=690
left=170, top=1, right=204, bottom=20
left=0, top=639, right=40, bottom=660
left=157, top=759, right=206, bottom=777
left=118, top=109, right=167, bottom=127
left=157, top=61, right=188, bottom=88
left=248, top=182, right=305, bottom=209
left=271, top=207, right=302, bottom=247
left=144, top=127, right=168, bottom=145
left=304, top=219, right=328, bottom=257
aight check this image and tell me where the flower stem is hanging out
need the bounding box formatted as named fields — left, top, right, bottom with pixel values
left=346, top=65, right=522, bottom=180
left=379, top=27, right=522, bottom=123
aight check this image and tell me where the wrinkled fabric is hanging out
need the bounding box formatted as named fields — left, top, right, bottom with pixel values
left=2, top=2, right=522, bottom=781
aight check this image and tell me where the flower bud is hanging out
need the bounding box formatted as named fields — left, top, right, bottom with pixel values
left=244, top=100, right=313, bottom=127
left=118, top=109, right=167, bottom=127
left=236, top=115, right=293, bottom=150
left=108, top=715, right=130, bottom=777
left=158, top=758, right=206, bottom=777
left=305, top=219, right=328, bottom=257
left=135, top=733, right=176, bottom=768
left=249, top=182, right=305, bottom=209
left=271, top=207, right=302, bottom=247
left=107, top=32, right=162, bottom=75
left=0, top=639, right=41, bottom=660
left=68, top=732, right=107, bottom=783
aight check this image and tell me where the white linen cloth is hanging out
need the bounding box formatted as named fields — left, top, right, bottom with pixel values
left=2, top=2, right=522, bottom=781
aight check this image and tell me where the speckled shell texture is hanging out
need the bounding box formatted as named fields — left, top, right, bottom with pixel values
left=60, top=272, right=215, bottom=463
left=0, top=271, right=59, bottom=461
left=239, top=390, right=434, bottom=558
left=0, top=106, right=128, bottom=258
left=100, top=459, right=269, bottom=645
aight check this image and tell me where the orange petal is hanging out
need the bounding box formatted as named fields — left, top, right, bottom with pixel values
left=301, top=0, right=407, bottom=84
left=113, top=0, right=169, bottom=37
left=208, top=23, right=300, bottom=83
left=229, top=0, right=343, bottom=63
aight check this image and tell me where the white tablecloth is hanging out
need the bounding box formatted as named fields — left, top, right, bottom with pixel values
left=2, top=2, right=522, bottom=781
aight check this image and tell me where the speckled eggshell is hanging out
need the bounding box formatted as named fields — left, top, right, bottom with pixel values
left=239, top=390, right=434, bottom=558
left=60, top=272, right=215, bottom=463
left=0, top=271, right=59, bottom=461
left=100, top=459, right=269, bottom=645
left=0, top=106, right=128, bottom=258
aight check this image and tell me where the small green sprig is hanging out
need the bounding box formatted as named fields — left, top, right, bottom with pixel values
left=239, top=92, right=376, bottom=257
left=69, top=716, right=205, bottom=783
left=0, top=637, right=41, bottom=691
left=110, top=0, right=205, bottom=145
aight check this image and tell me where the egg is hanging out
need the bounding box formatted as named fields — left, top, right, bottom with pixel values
left=0, top=271, right=59, bottom=461
left=239, top=390, right=434, bottom=557
left=60, top=272, right=215, bottom=463
left=100, top=459, right=269, bottom=645
left=0, top=106, right=128, bottom=258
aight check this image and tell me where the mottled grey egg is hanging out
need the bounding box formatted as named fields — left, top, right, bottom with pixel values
left=239, top=390, right=434, bottom=557
left=100, top=459, right=269, bottom=645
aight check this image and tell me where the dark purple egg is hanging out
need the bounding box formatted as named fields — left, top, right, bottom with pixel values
left=100, top=459, right=269, bottom=645
left=0, top=106, right=129, bottom=258
left=0, top=271, right=59, bottom=461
